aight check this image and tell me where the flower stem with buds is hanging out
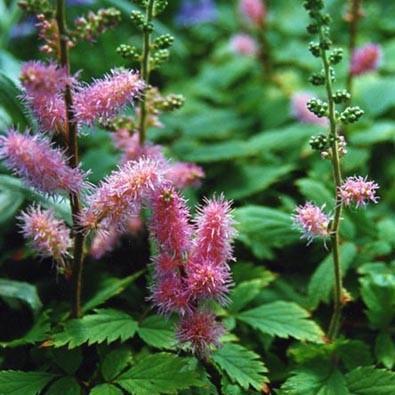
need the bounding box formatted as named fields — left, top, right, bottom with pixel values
left=56, top=0, right=85, bottom=318
left=138, top=0, right=155, bottom=145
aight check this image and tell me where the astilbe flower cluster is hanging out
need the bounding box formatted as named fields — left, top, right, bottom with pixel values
left=350, top=43, right=382, bottom=76
left=0, top=130, right=85, bottom=194
left=149, top=191, right=235, bottom=355
left=239, top=0, right=266, bottom=26
left=339, top=176, right=379, bottom=207
left=19, top=206, right=71, bottom=265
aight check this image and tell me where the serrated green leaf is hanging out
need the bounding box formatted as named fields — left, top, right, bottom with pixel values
left=337, top=340, right=373, bottom=371
left=229, top=279, right=271, bottom=313
left=46, top=377, right=80, bottom=395
left=83, top=272, right=144, bottom=313
left=0, top=311, right=50, bottom=348
left=308, top=243, right=357, bottom=309
left=234, top=205, right=298, bottom=259
left=375, top=332, right=395, bottom=370
left=212, top=343, right=268, bottom=391
left=0, top=189, right=23, bottom=224
left=116, top=353, right=203, bottom=395
left=0, top=370, right=57, bottom=395
left=137, top=315, right=176, bottom=349
left=0, top=278, right=42, bottom=315
left=237, top=301, right=324, bottom=343
left=52, top=309, right=138, bottom=349
left=231, top=262, right=275, bottom=285
left=101, top=348, right=132, bottom=381
left=280, top=363, right=349, bottom=395
left=90, top=384, right=123, bottom=395
left=345, top=366, right=395, bottom=395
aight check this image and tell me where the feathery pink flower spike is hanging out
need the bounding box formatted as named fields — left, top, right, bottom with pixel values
left=73, top=69, right=145, bottom=125
left=293, top=202, right=330, bottom=242
left=79, top=157, right=165, bottom=231
left=350, top=43, right=382, bottom=76
left=239, top=0, right=266, bottom=26
left=176, top=310, right=224, bottom=356
left=166, top=162, right=205, bottom=189
left=230, top=33, right=258, bottom=56
left=339, top=176, right=379, bottom=207
left=291, top=92, right=328, bottom=127
left=19, top=206, right=71, bottom=262
left=0, top=130, right=85, bottom=194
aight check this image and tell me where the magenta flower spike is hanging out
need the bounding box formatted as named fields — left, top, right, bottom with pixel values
left=150, top=186, right=193, bottom=257
left=239, top=0, right=266, bottom=26
left=293, top=202, right=330, bottom=242
left=350, top=43, right=382, bottom=76
left=19, top=206, right=71, bottom=261
left=339, top=176, right=379, bottom=207
left=73, top=69, right=145, bottom=125
left=0, top=130, right=85, bottom=194
left=291, top=92, right=329, bottom=126
left=79, top=157, right=165, bottom=231
left=176, top=310, right=224, bottom=356
left=230, top=33, right=258, bottom=56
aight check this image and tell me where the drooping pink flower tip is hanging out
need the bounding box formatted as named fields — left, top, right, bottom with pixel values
left=0, top=130, right=85, bottom=194
left=90, top=227, right=120, bottom=259
left=291, top=92, right=328, bottom=127
left=339, top=176, right=379, bottom=207
left=230, top=33, right=258, bottom=56
left=19, top=205, right=71, bottom=260
left=165, top=162, right=205, bottom=189
left=350, top=43, right=382, bottom=76
left=293, top=202, right=330, bottom=242
left=73, top=69, right=145, bottom=125
left=176, top=310, right=224, bottom=355
left=239, top=0, right=266, bottom=26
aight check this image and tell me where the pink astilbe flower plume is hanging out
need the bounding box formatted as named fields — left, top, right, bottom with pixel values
left=350, top=43, right=382, bottom=76
left=73, top=69, right=145, bottom=125
left=293, top=202, right=330, bottom=243
left=150, top=186, right=193, bottom=257
left=192, top=195, right=236, bottom=267
left=339, top=176, right=379, bottom=207
left=0, top=130, right=85, bottom=194
left=239, top=0, right=266, bottom=26
left=79, top=157, right=165, bottom=231
left=165, top=162, right=205, bottom=189
left=19, top=205, right=71, bottom=263
left=90, top=226, right=120, bottom=259
left=176, top=310, right=224, bottom=356
left=230, top=34, right=258, bottom=56
left=291, top=92, right=328, bottom=126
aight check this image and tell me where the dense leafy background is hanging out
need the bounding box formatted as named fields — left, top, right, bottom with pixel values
left=0, top=0, right=394, bottom=394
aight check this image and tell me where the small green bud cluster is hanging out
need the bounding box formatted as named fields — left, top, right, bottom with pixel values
left=332, top=89, right=351, bottom=104
left=117, top=44, right=141, bottom=62
left=310, top=134, right=348, bottom=159
left=155, top=94, right=185, bottom=112
left=329, top=48, right=343, bottom=65
left=309, top=72, right=325, bottom=86
left=308, top=42, right=321, bottom=57
left=340, top=106, right=364, bottom=124
left=154, top=0, right=168, bottom=16
left=309, top=134, right=330, bottom=151
left=307, top=98, right=328, bottom=118
left=100, top=116, right=136, bottom=132
left=152, top=49, right=170, bottom=68
left=71, top=8, right=121, bottom=43
left=130, top=10, right=146, bottom=29
left=153, top=34, right=174, bottom=50
left=18, top=0, right=53, bottom=17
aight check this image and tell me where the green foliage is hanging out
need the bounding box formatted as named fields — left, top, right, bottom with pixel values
left=137, top=315, right=176, bottom=349
left=46, top=377, right=81, bottom=395
left=52, top=309, right=138, bottom=348
left=101, top=348, right=132, bottom=381
left=90, top=384, right=124, bottom=395
left=115, top=353, right=203, bottom=394
left=212, top=343, right=268, bottom=391
left=237, top=301, right=324, bottom=343
left=0, top=371, right=57, bottom=395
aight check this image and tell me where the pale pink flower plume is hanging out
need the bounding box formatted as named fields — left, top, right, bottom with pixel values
left=165, top=162, right=205, bottom=189
left=350, top=43, right=382, bottom=76
left=339, top=176, right=379, bottom=207
left=239, top=0, right=266, bottom=26
left=0, top=130, right=85, bottom=194
left=291, top=92, right=328, bottom=127
left=19, top=206, right=71, bottom=261
left=73, top=69, right=145, bottom=125
left=176, top=310, right=224, bottom=356
left=90, top=226, right=120, bottom=259
left=126, top=216, right=144, bottom=236
left=192, top=195, right=236, bottom=267
left=150, top=186, right=193, bottom=257
left=150, top=272, right=191, bottom=315
left=79, top=157, right=165, bottom=231
left=293, top=202, right=330, bottom=242
left=230, top=33, right=258, bottom=56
